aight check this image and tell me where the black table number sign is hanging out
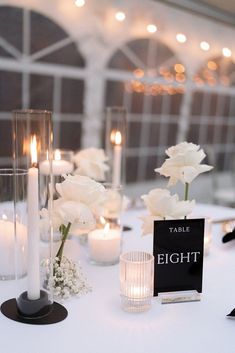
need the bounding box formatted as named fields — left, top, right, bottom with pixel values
left=153, top=218, right=205, bottom=296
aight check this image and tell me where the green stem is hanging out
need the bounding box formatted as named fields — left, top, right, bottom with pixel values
left=184, top=183, right=189, bottom=219
left=184, top=182, right=189, bottom=201
left=56, top=222, right=71, bottom=266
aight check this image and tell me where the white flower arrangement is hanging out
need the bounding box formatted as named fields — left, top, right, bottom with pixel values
left=141, top=142, right=213, bottom=235
left=73, top=147, right=109, bottom=182
left=41, top=174, right=106, bottom=299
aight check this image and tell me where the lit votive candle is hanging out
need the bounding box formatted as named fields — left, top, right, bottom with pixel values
left=129, top=286, right=150, bottom=299
left=120, top=251, right=154, bottom=312
left=39, top=149, right=73, bottom=176
left=88, top=223, right=121, bottom=265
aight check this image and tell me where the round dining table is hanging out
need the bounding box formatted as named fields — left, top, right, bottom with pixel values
left=1, top=203, right=235, bottom=353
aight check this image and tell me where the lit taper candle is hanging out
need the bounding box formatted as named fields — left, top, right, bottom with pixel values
left=111, top=130, right=122, bottom=186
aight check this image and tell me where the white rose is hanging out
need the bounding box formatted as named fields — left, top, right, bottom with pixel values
left=141, top=189, right=177, bottom=218
left=140, top=188, right=195, bottom=235
left=140, top=215, right=160, bottom=236
left=40, top=199, right=96, bottom=234
left=56, top=174, right=106, bottom=215
left=155, top=142, right=213, bottom=186
left=54, top=199, right=96, bottom=233
left=40, top=205, right=63, bottom=234
left=73, top=148, right=109, bottom=181
left=122, top=195, right=131, bottom=211
left=102, top=189, right=123, bottom=219
left=166, top=142, right=199, bottom=158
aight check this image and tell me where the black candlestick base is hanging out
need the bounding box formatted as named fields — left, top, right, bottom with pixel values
left=1, top=296, right=68, bottom=325
left=123, top=225, right=132, bottom=232
left=17, top=290, right=52, bottom=318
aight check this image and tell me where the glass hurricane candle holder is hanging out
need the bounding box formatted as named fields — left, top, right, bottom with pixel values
left=0, top=110, right=67, bottom=325
left=105, top=107, right=127, bottom=187
left=0, top=169, right=27, bottom=280
left=190, top=215, right=212, bottom=255
left=204, top=217, right=212, bottom=255
left=120, top=251, right=154, bottom=312
left=13, top=110, right=54, bottom=320
left=88, top=184, right=123, bottom=266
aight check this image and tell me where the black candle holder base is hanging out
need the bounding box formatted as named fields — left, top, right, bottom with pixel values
left=1, top=298, right=68, bottom=325
left=17, top=290, right=52, bottom=318
left=123, top=225, right=132, bottom=232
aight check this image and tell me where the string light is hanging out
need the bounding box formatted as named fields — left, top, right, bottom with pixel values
left=176, top=33, right=187, bottom=43
left=222, top=47, right=232, bottom=58
left=207, top=61, right=217, bottom=71
left=147, top=24, right=157, bottom=33
left=75, top=0, right=85, bottom=7
left=125, top=81, right=185, bottom=96
left=133, top=68, right=144, bottom=78
left=115, top=11, right=126, bottom=22
left=200, top=41, right=210, bottom=51
left=174, top=63, right=185, bottom=74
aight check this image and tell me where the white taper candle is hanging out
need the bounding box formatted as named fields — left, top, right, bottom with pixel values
left=111, top=130, right=122, bottom=186
left=27, top=135, right=40, bottom=300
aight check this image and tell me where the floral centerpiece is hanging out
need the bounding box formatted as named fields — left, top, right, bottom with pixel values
left=141, top=142, right=213, bottom=234
left=73, top=147, right=129, bottom=223
left=41, top=174, right=106, bottom=299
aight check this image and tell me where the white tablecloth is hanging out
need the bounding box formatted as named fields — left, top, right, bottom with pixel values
left=1, top=204, right=235, bottom=353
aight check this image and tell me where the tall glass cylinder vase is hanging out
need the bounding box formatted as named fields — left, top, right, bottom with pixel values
left=0, top=169, right=27, bottom=280
left=105, top=107, right=127, bottom=187
left=12, top=110, right=54, bottom=319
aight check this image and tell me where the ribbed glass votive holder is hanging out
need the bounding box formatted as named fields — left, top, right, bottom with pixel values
left=120, top=251, right=154, bottom=312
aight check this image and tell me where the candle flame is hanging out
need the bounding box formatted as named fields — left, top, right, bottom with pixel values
left=111, top=130, right=122, bottom=146
left=30, top=135, right=37, bottom=166
left=54, top=149, right=61, bottom=161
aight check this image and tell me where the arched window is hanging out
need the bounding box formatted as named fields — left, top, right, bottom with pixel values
left=0, top=6, right=85, bottom=166
left=187, top=56, right=235, bottom=170
left=105, top=38, right=185, bottom=183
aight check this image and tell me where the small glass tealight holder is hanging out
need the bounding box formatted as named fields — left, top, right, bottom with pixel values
left=88, top=184, right=122, bottom=266
left=88, top=223, right=121, bottom=266
left=120, top=251, right=154, bottom=313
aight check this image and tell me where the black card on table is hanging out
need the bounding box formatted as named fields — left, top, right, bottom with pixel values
left=153, top=218, right=204, bottom=296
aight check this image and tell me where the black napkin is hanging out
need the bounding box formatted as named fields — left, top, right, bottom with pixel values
left=227, top=308, right=235, bottom=318
left=222, top=228, right=235, bottom=243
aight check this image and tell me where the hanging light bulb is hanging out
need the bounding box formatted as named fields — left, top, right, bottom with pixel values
left=200, top=41, right=210, bottom=51
left=222, top=47, right=232, bottom=58
left=176, top=33, right=187, bottom=43
left=75, top=0, right=85, bottom=7
left=147, top=24, right=157, bottom=33
left=115, top=11, right=126, bottom=21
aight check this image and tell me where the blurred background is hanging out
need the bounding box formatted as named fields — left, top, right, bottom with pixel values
left=0, top=0, right=235, bottom=203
